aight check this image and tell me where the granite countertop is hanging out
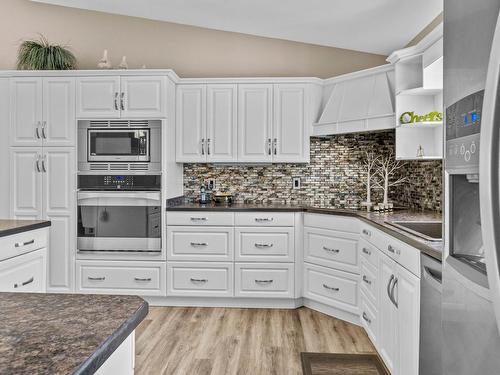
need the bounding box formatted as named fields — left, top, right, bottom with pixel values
left=0, top=293, right=148, bottom=375
left=0, top=219, right=51, bottom=237
left=166, top=202, right=443, bottom=261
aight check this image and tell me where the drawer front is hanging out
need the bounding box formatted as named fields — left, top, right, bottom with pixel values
left=360, top=291, right=378, bottom=345
left=0, top=248, right=46, bottom=293
left=359, top=238, right=379, bottom=269
left=0, top=228, right=48, bottom=262
left=167, top=262, right=233, bottom=297
left=235, top=263, right=294, bottom=298
left=235, top=227, right=294, bottom=262
left=234, top=212, right=294, bottom=227
left=304, top=227, right=359, bottom=273
left=76, top=261, right=166, bottom=296
left=167, top=227, right=234, bottom=261
left=304, top=262, right=359, bottom=314
left=167, top=211, right=234, bottom=226
left=304, top=213, right=360, bottom=233
left=360, top=260, right=378, bottom=306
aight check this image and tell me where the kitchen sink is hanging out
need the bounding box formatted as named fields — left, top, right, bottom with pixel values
left=385, top=221, right=442, bottom=242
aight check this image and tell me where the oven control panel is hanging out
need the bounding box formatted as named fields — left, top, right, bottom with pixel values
left=103, top=175, right=134, bottom=188
left=78, top=175, right=161, bottom=191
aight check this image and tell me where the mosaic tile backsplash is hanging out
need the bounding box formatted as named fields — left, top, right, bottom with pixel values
left=183, top=131, right=442, bottom=211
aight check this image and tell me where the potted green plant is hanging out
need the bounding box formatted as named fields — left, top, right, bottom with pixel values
left=17, top=35, right=76, bottom=70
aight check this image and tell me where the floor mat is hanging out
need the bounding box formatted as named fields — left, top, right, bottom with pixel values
left=301, top=352, right=390, bottom=375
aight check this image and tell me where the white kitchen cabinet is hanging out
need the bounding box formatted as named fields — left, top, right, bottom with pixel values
left=10, top=148, right=42, bottom=219
left=237, top=84, right=273, bottom=162
left=76, top=76, right=166, bottom=119
left=235, top=262, right=294, bottom=298
left=0, top=247, right=47, bottom=293
left=10, top=78, right=43, bottom=147
left=175, top=85, right=206, bottom=162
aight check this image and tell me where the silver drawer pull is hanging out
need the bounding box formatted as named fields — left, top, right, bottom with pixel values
left=134, top=277, right=152, bottom=282
left=362, top=229, right=371, bottom=236
left=362, top=275, right=372, bottom=285
left=255, top=279, right=274, bottom=284
left=362, top=247, right=371, bottom=256
left=14, top=239, right=35, bottom=248
left=190, top=278, right=208, bottom=283
left=190, top=217, right=207, bottom=221
left=255, top=217, right=274, bottom=222
left=388, top=245, right=400, bottom=255
left=14, top=277, right=34, bottom=288
left=190, top=242, right=208, bottom=247
left=255, top=243, right=274, bottom=248
left=362, top=312, right=372, bottom=324
left=88, top=276, right=105, bottom=281
left=323, top=284, right=339, bottom=292
left=323, top=246, right=340, bottom=253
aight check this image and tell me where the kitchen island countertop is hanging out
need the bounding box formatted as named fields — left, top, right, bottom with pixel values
left=0, top=219, right=51, bottom=237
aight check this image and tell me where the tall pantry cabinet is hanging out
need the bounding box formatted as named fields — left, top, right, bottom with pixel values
left=8, top=77, right=76, bottom=293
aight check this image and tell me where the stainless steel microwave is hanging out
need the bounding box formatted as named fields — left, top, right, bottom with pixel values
left=87, top=128, right=150, bottom=162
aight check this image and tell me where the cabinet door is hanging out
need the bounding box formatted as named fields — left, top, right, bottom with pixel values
left=176, top=85, right=206, bottom=162
left=395, top=264, right=420, bottom=375
left=76, top=77, right=120, bottom=118
left=273, top=84, right=308, bottom=162
left=0, top=248, right=47, bottom=293
left=10, top=78, right=43, bottom=147
left=378, top=252, right=398, bottom=374
left=121, top=76, right=167, bottom=118
left=206, top=84, right=237, bottom=162
left=42, top=147, right=76, bottom=292
left=43, top=77, right=76, bottom=146
left=10, top=148, right=42, bottom=219
left=237, top=84, right=273, bottom=162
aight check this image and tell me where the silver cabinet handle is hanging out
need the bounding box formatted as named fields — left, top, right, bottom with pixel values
left=190, top=217, right=207, bottom=221
left=387, top=274, right=395, bottom=302
left=88, top=276, right=105, bottom=281
left=255, top=217, right=274, bottom=222
left=323, top=246, right=340, bottom=253
left=362, top=312, right=372, bottom=324
left=362, top=229, right=371, bottom=236
left=41, top=155, right=47, bottom=173
left=14, top=239, right=35, bottom=248
left=387, top=245, right=395, bottom=253
left=267, top=138, right=272, bottom=155
left=190, top=242, right=208, bottom=246
left=323, top=284, right=339, bottom=292
left=134, top=277, right=152, bottom=282
left=362, top=275, right=372, bottom=285
left=362, top=247, right=371, bottom=255
left=41, top=121, right=47, bottom=139
left=255, top=243, right=273, bottom=248
left=35, top=121, right=41, bottom=139
left=120, top=92, right=125, bottom=110
left=14, top=277, right=34, bottom=288
left=201, top=138, right=205, bottom=155
left=207, top=138, right=211, bottom=155
left=35, top=154, right=41, bottom=173
left=273, top=138, right=277, bottom=155
left=390, top=277, right=399, bottom=308
left=190, top=278, right=208, bottom=283
left=255, top=279, right=273, bottom=284
left=114, top=92, right=119, bottom=110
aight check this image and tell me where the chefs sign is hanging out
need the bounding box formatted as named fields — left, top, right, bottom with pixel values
left=399, top=111, right=443, bottom=124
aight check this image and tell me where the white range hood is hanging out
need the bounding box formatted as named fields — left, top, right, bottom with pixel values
left=313, top=64, right=395, bottom=136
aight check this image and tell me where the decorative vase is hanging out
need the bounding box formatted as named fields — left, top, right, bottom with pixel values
left=118, top=56, right=128, bottom=70
left=97, top=50, right=112, bottom=69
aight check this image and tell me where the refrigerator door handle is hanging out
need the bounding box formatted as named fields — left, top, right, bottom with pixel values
left=480, top=10, right=500, bottom=334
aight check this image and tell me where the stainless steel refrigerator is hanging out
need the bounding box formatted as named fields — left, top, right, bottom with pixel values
left=443, top=0, right=500, bottom=373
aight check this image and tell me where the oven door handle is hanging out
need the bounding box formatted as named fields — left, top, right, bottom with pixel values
left=77, top=191, right=161, bottom=206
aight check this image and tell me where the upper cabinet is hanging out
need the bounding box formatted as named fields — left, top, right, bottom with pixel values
left=176, top=81, right=319, bottom=164
left=313, top=65, right=396, bottom=136
left=76, top=76, right=167, bottom=119
left=10, top=77, right=76, bottom=147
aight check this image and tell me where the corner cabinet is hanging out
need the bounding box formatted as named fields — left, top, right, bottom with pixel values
left=76, top=76, right=167, bottom=119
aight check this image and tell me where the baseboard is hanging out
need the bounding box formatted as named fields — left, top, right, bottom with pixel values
left=145, top=296, right=304, bottom=309
left=302, top=298, right=361, bottom=327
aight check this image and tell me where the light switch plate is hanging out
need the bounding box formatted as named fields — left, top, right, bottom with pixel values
left=292, top=177, right=301, bottom=189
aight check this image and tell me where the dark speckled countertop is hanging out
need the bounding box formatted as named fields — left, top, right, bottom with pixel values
left=166, top=202, right=443, bottom=261
left=0, top=293, right=148, bottom=375
left=0, top=219, right=51, bottom=237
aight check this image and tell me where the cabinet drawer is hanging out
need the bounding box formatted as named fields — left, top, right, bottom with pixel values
left=359, top=238, right=379, bottom=269
left=167, top=226, right=234, bottom=261
left=304, top=263, right=359, bottom=314
left=235, top=227, right=294, bottom=262
left=360, top=291, right=378, bottom=345
left=360, top=260, right=378, bottom=306
left=235, top=263, right=294, bottom=298
left=304, top=213, right=360, bottom=233
left=167, top=211, right=234, bottom=226
left=304, top=227, right=359, bottom=273
left=235, top=212, right=294, bottom=227
left=0, top=228, right=48, bottom=262
left=167, top=262, right=233, bottom=297
left=0, top=248, right=46, bottom=293
left=76, top=261, right=166, bottom=296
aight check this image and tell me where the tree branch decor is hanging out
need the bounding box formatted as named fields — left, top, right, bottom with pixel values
left=17, top=35, right=76, bottom=70
left=361, top=151, right=380, bottom=209
left=372, top=150, right=408, bottom=207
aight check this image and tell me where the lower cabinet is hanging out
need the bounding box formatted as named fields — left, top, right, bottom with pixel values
left=0, top=247, right=47, bottom=292
left=235, top=263, right=294, bottom=298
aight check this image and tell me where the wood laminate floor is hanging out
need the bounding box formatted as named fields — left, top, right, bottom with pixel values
left=135, top=307, right=375, bottom=375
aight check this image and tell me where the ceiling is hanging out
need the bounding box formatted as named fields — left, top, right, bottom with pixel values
left=31, top=0, right=443, bottom=55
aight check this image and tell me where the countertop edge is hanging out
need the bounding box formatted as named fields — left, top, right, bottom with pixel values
left=72, top=299, right=149, bottom=375
left=0, top=221, right=51, bottom=237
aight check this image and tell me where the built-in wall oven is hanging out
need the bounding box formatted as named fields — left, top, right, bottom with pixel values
left=77, top=175, right=161, bottom=253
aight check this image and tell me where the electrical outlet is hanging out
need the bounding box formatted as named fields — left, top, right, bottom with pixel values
left=292, top=177, right=301, bottom=189
left=207, top=179, right=216, bottom=191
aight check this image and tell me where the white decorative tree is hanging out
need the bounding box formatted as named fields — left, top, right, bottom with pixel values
left=373, top=150, right=408, bottom=207
left=361, top=151, right=380, bottom=210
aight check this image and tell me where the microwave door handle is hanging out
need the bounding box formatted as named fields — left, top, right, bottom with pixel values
left=480, top=10, right=500, bottom=334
